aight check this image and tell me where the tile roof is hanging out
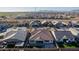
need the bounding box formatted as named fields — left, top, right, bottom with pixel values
left=54, top=31, right=75, bottom=40
left=5, top=29, right=27, bottom=42
left=29, top=29, right=54, bottom=41
left=9, top=30, right=27, bottom=41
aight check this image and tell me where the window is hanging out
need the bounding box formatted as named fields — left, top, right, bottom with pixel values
left=30, top=40, right=35, bottom=43
left=45, top=40, right=49, bottom=42
left=36, top=41, right=43, bottom=44
left=49, top=40, right=53, bottom=43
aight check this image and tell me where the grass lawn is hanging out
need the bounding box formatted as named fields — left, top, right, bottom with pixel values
left=64, top=44, right=76, bottom=48
left=0, top=12, right=26, bottom=16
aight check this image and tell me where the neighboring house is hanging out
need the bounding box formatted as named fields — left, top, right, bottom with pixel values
left=0, top=24, right=8, bottom=33
left=47, top=21, right=54, bottom=27
left=41, top=20, right=48, bottom=27
left=0, top=27, right=27, bottom=48
left=68, top=21, right=77, bottom=27
left=52, top=31, right=75, bottom=43
left=30, top=20, right=41, bottom=27
left=72, top=29, right=79, bottom=42
left=55, top=21, right=66, bottom=28
left=73, top=22, right=79, bottom=28
left=29, top=29, right=55, bottom=48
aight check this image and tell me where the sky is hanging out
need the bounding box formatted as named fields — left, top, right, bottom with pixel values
left=0, top=7, right=79, bottom=12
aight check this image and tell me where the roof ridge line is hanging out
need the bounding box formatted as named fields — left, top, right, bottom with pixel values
left=30, top=30, right=41, bottom=39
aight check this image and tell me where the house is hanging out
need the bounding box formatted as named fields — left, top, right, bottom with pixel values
left=42, top=21, right=54, bottom=27
left=41, top=20, right=48, bottom=27
left=29, top=29, right=55, bottom=48
left=0, top=27, right=27, bottom=48
left=73, top=21, right=79, bottom=28
left=47, top=21, right=54, bottom=27
left=68, top=21, right=77, bottom=27
left=69, top=28, right=78, bottom=36
left=71, top=28, right=79, bottom=43
left=30, top=20, right=41, bottom=27
left=52, top=31, right=75, bottom=43
left=0, top=24, right=8, bottom=33
left=55, top=21, right=66, bottom=28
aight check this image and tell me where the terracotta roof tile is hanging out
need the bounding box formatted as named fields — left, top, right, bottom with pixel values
left=30, top=29, right=54, bottom=41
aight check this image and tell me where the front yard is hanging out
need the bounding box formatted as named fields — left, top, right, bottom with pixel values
left=63, top=44, right=76, bottom=48
left=57, top=42, right=77, bottom=48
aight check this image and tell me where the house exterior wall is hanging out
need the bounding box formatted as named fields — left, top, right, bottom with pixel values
left=29, top=40, right=54, bottom=48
